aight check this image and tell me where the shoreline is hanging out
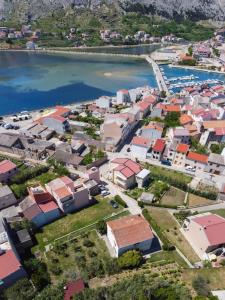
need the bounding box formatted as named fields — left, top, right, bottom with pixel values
left=169, top=63, right=225, bottom=74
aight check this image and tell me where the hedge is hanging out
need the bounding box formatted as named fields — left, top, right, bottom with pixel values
left=188, top=188, right=217, bottom=200
left=10, top=165, right=49, bottom=184
left=142, top=209, right=174, bottom=251
left=114, top=195, right=127, bottom=208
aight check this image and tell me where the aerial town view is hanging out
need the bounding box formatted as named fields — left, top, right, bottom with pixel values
left=2, top=1, right=225, bottom=300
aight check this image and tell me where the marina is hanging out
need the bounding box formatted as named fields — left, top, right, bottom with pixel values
left=159, top=64, right=225, bottom=93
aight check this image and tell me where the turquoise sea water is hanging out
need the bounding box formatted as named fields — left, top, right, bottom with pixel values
left=0, top=51, right=157, bottom=115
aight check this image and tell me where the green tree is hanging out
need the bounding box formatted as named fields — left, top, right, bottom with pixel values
left=96, top=220, right=107, bottom=235
left=3, top=278, right=36, bottom=300
left=118, top=250, right=143, bottom=269
left=164, top=112, right=180, bottom=128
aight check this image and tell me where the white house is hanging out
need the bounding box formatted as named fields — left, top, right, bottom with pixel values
left=107, top=214, right=154, bottom=257
left=130, top=136, right=151, bottom=159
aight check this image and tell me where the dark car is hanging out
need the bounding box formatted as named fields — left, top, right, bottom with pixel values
left=161, top=159, right=172, bottom=166
left=109, top=200, right=119, bottom=209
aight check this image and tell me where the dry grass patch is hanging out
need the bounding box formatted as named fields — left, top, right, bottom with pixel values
left=182, top=267, right=225, bottom=292
left=188, top=193, right=216, bottom=208
left=160, top=187, right=186, bottom=207
left=147, top=207, right=199, bottom=263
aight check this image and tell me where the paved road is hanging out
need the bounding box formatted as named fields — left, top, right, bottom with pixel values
left=190, top=202, right=225, bottom=213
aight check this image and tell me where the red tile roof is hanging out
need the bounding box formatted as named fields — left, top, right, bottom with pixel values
left=142, top=95, right=157, bottom=104
left=161, top=105, right=181, bottom=112
left=215, top=128, right=225, bottom=136
left=153, top=139, right=166, bottom=152
left=107, top=215, right=154, bottom=248
left=64, top=279, right=85, bottom=300
left=39, top=200, right=59, bottom=213
left=187, top=152, right=208, bottom=164
left=193, top=214, right=225, bottom=246
left=203, top=120, right=225, bottom=129
left=176, top=143, right=190, bottom=154
left=0, top=250, right=22, bottom=280
left=0, top=160, right=17, bottom=174
left=180, top=114, right=193, bottom=125
left=54, top=186, right=71, bottom=199
left=112, top=158, right=142, bottom=178
left=131, top=136, right=151, bottom=147
left=137, top=101, right=150, bottom=112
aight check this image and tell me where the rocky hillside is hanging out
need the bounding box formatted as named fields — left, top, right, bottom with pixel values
left=0, top=0, right=225, bottom=21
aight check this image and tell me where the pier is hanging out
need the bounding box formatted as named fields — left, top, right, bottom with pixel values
left=144, top=55, right=169, bottom=94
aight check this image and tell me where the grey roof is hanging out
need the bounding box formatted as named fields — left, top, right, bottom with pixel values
left=0, top=205, right=21, bottom=219
left=84, top=179, right=98, bottom=189
left=19, top=196, right=34, bottom=211
left=17, top=229, right=31, bottom=243
left=140, top=192, right=155, bottom=203
left=0, top=186, right=14, bottom=198
left=136, top=169, right=150, bottom=179
left=0, top=133, right=19, bottom=147
left=208, top=153, right=225, bottom=166
left=54, top=150, right=83, bottom=166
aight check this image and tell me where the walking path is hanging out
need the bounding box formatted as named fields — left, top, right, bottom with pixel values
left=144, top=55, right=169, bottom=94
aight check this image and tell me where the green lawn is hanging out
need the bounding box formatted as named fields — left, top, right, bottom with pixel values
left=147, top=207, right=199, bottom=263
left=34, top=197, right=124, bottom=250
left=148, top=250, right=188, bottom=268
left=210, top=209, right=225, bottom=218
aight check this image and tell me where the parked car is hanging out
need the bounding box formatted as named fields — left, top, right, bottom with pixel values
left=101, top=190, right=110, bottom=197
left=4, top=123, right=13, bottom=129
left=161, top=159, right=171, bottom=166
left=185, top=166, right=195, bottom=172
left=109, top=200, right=119, bottom=209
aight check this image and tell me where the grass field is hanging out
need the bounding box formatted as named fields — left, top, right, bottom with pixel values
left=160, top=187, right=186, bottom=207
left=210, top=209, right=225, bottom=218
left=148, top=250, right=188, bottom=268
left=182, top=267, right=225, bottom=292
left=188, top=193, right=216, bottom=208
left=34, top=197, right=124, bottom=250
left=147, top=207, right=199, bottom=263
left=46, top=230, right=112, bottom=283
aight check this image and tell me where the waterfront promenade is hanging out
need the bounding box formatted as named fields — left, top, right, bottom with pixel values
left=144, top=55, right=169, bottom=94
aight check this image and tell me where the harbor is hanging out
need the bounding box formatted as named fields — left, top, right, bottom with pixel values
left=159, top=64, right=225, bottom=93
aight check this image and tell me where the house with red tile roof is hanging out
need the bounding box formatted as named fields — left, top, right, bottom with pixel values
left=107, top=214, right=154, bottom=257
left=173, top=143, right=190, bottom=168
left=130, top=136, right=151, bottom=159
left=116, top=89, right=130, bottom=105
left=19, top=185, right=61, bottom=228
left=45, top=176, right=90, bottom=214
left=151, top=139, right=166, bottom=161
left=185, top=151, right=208, bottom=171
left=179, top=114, right=193, bottom=126
left=36, top=106, right=71, bottom=134
left=110, top=158, right=147, bottom=189
left=160, top=104, right=181, bottom=115
left=135, top=101, right=151, bottom=118
left=182, top=212, right=225, bottom=258
left=0, top=249, right=26, bottom=290
left=0, top=160, right=18, bottom=184
left=141, top=122, right=164, bottom=140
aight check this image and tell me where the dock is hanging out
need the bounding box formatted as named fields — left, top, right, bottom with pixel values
left=144, top=55, right=169, bottom=94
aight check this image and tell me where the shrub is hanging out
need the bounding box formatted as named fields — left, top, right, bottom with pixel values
left=192, top=276, right=210, bottom=297
left=118, top=250, right=143, bottom=269
left=96, top=220, right=107, bottom=235
left=114, top=195, right=127, bottom=208
left=83, top=239, right=94, bottom=247
left=10, top=165, right=49, bottom=184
